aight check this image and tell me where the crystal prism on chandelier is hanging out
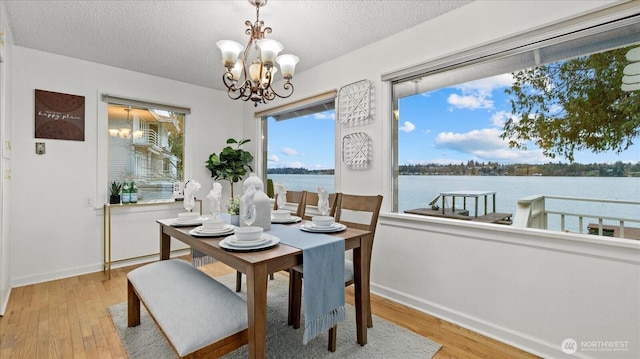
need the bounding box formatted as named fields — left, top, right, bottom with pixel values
left=216, top=0, right=299, bottom=106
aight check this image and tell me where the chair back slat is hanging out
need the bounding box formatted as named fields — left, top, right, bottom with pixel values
left=335, top=194, right=383, bottom=236
left=274, top=190, right=307, bottom=218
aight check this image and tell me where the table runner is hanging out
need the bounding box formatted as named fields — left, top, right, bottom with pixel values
left=267, top=225, right=346, bottom=344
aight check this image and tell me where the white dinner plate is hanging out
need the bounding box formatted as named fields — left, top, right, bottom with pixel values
left=188, top=226, right=234, bottom=237
left=300, top=223, right=347, bottom=233
left=271, top=215, right=302, bottom=224
left=194, top=224, right=235, bottom=234
left=219, top=234, right=280, bottom=251
left=170, top=216, right=208, bottom=227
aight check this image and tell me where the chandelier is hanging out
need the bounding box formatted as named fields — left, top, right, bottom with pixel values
left=216, top=0, right=299, bottom=106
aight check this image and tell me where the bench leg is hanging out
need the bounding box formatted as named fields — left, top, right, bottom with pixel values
left=127, top=280, right=141, bottom=327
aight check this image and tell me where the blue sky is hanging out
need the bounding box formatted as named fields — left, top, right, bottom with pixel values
left=268, top=74, right=639, bottom=169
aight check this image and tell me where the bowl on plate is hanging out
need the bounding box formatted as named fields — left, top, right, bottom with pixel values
left=177, top=212, right=200, bottom=222
left=234, top=226, right=263, bottom=241
left=272, top=209, right=291, bottom=219
left=312, top=216, right=334, bottom=227
left=202, top=217, right=226, bottom=230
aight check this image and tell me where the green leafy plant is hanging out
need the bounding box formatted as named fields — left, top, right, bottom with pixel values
left=205, top=138, right=253, bottom=198
left=110, top=181, right=122, bottom=195
left=226, top=197, right=240, bottom=215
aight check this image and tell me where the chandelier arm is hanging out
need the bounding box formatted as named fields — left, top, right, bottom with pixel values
left=267, top=81, right=295, bottom=100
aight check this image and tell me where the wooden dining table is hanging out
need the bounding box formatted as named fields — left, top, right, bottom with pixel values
left=157, top=219, right=373, bottom=359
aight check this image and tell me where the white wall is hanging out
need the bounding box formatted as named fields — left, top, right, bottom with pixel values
left=242, top=1, right=639, bottom=358
left=375, top=215, right=639, bottom=359
left=0, top=0, right=14, bottom=315
left=9, top=46, right=243, bottom=286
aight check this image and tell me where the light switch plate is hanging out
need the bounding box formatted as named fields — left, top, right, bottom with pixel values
left=35, top=142, right=45, bottom=155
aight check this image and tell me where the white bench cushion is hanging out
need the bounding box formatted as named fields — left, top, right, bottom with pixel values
left=128, top=259, right=248, bottom=357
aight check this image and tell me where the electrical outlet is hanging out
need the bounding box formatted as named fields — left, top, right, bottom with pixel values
left=84, top=197, right=94, bottom=207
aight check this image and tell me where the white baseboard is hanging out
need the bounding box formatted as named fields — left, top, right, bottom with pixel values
left=9, top=249, right=190, bottom=288
left=370, top=281, right=601, bottom=359
left=0, top=286, right=11, bottom=316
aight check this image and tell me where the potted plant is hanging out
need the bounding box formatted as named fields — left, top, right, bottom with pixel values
left=221, top=197, right=241, bottom=226
left=205, top=138, right=253, bottom=198
left=109, top=181, right=122, bottom=204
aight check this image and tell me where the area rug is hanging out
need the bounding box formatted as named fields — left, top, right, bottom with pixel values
left=109, top=273, right=441, bottom=358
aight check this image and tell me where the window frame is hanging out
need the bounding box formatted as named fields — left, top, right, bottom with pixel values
left=99, top=94, right=191, bottom=204
left=385, top=7, right=640, bottom=213
left=257, top=91, right=338, bottom=185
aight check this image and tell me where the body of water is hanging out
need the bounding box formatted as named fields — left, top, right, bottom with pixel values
left=268, top=174, right=640, bottom=233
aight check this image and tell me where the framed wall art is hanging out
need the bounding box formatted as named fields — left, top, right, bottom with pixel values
left=35, top=89, right=85, bottom=141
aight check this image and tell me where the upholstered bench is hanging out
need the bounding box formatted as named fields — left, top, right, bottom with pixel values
left=127, top=259, right=248, bottom=359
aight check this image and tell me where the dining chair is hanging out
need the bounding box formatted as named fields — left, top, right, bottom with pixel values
left=302, top=192, right=339, bottom=220
left=234, top=190, right=307, bottom=292
left=288, top=193, right=383, bottom=352
left=274, top=190, right=307, bottom=218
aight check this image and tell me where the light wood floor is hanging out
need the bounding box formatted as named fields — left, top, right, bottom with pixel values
left=0, top=259, right=539, bottom=359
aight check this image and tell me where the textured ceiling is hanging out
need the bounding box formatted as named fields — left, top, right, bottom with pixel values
left=3, top=0, right=473, bottom=90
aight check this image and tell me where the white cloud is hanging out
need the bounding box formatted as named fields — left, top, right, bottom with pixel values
left=435, top=127, right=547, bottom=163
left=490, top=110, right=518, bottom=127
left=314, top=112, right=335, bottom=120
left=436, top=128, right=505, bottom=151
left=448, top=93, right=493, bottom=110
left=288, top=161, right=305, bottom=168
left=399, top=121, right=416, bottom=133
left=447, top=74, right=514, bottom=110
left=281, top=147, right=298, bottom=156
left=268, top=154, right=280, bottom=164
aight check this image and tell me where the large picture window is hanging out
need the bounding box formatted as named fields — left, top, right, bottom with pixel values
left=389, top=14, right=640, bottom=234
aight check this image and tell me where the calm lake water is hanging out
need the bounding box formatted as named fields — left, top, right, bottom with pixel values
left=268, top=174, right=640, bottom=233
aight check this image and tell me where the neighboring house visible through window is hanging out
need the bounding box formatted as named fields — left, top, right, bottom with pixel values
left=107, top=104, right=185, bottom=201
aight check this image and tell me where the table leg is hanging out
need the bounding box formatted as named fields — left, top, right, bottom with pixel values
left=159, top=224, right=171, bottom=260
left=246, top=264, right=268, bottom=359
left=353, top=236, right=370, bottom=346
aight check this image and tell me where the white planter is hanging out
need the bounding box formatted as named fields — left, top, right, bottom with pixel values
left=221, top=213, right=240, bottom=226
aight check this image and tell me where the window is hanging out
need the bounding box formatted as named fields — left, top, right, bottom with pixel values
left=107, top=103, right=186, bottom=201
left=388, top=13, right=640, bottom=235
left=258, top=93, right=337, bottom=193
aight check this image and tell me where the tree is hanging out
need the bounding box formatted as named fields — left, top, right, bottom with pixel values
left=501, top=46, right=640, bottom=162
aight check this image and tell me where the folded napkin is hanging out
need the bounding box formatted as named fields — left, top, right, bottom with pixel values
left=275, top=182, right=287, bottom=209
left=207, top=182, right=223, bottom=219
left=317, top=186, right=329, bottom=216
left=183, top=180, right=201, bottom=212
left=268, top=225, right=346, bottom=344
left=241, top=186, right=257, bottom=226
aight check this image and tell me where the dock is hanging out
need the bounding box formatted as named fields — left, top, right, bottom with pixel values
left=405, top=190, right=512, bottom=225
